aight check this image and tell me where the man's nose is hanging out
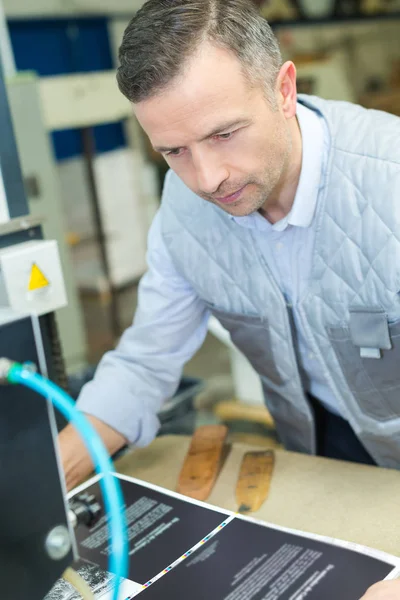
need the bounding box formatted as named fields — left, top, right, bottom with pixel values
left=192, top=148, right=229, bottom=195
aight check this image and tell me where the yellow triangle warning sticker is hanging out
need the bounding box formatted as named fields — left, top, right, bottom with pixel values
left=28, top=263, right=49, bottom=291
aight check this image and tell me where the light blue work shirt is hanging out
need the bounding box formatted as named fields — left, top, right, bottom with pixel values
left=78, top=102, right=341, bottom=446
left=230, top=102, right=340, bottom=415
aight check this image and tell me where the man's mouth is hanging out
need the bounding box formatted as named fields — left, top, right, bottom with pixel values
left=214, top=185, right=246, bottom=204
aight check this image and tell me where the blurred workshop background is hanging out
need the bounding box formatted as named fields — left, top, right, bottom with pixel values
left=2, top=0, right=399, bottom=446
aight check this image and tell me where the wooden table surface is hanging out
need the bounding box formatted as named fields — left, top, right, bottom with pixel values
left=115, top=435, right=400, bottom=557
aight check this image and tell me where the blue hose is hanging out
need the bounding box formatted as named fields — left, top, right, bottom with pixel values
left=7, top=364, right=129, bottom=600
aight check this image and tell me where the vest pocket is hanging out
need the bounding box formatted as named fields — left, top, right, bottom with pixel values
left=206, top=304, right=283, bottom=386
left=328, top=319, right=400, bottom=421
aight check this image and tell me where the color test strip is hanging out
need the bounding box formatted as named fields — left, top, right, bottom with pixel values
left=140, top=515, right=235, bottom=591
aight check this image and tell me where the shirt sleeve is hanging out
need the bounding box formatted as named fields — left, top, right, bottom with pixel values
left=76, top=210, right=210, bottom=446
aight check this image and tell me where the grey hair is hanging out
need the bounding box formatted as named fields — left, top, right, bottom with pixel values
left=117, top=0, right=282, bottom=104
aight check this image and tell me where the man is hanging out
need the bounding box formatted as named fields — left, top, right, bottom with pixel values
left=60, top=1, right=400, bottom=596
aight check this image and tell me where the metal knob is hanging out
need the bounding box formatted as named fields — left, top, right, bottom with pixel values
left=69, top=492, right=102, bottom=529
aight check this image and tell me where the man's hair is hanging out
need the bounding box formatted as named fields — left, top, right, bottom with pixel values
left=117, top=0, right=282, bottom=104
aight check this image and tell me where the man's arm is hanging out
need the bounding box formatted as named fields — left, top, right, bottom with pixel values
left=58, top=210, right=210, bottom=490
left=360, top=580, right=400, bottom=599
left=59, top=415, right=127, bottom=491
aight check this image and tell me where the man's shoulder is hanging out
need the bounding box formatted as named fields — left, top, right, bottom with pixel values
left=301, top=94, right=400, bottom=166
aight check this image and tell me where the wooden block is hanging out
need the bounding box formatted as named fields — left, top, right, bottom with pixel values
left=214, top=400, right=275, bottom=430
left=177, top=425, right=228, bottom=501
left=229, top=433, right=282, bottom=450
left=236, top=450, right=275, bottom=514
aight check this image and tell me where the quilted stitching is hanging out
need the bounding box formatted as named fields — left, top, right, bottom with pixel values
left=161, top=95, right=400, bottom=466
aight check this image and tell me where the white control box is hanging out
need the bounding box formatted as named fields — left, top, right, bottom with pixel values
left=0, top=240, right=67, bottom=316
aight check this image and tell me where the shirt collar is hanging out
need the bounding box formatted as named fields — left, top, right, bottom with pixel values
left=231, top=101, right=325, bottom=232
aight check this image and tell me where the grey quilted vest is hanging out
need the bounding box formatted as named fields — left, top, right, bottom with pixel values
left=161, top=95, right=400, bottom=469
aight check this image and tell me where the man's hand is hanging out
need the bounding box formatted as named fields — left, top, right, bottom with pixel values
left=58, top=415, right=127, bottom=491
left=360, top=580, right=400, bottom=599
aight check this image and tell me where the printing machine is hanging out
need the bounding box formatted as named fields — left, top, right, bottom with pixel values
left=0, top=55, right=89, bottom=599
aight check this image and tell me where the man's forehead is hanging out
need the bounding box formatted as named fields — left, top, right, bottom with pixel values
left=134, top=43, right=252, bottom=118
left=151, top=117, right=251, bottom=153
left=134, top=74, right=255, bottom=150
left=135, top=91, right=251, bottom=149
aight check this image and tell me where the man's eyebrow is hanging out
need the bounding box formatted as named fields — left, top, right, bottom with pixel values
left=200, top=118, right=250, bottom=141
left=153, top=118, right=250, bottom=153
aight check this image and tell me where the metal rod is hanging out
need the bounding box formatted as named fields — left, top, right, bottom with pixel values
left=80, top=127, right=120, bottom=340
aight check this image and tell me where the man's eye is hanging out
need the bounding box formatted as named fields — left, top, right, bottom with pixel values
left=166, top=148, right=183, bottom=157
left=216, top=131, right=235, bottom=141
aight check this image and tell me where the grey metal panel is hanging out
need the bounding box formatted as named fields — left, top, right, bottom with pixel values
left=0, top=60, right=29, bottom=218
left=0, top=225, right=42, bottom=249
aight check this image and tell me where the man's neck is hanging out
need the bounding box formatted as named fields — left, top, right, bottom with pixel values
left=259, top=116, right=302, bottom=225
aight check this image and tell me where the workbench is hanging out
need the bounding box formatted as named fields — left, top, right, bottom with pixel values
left=115, top=435, right=400, bottom=557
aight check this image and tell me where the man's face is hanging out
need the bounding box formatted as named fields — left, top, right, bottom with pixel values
left=134, top=43, right=293, bottom=217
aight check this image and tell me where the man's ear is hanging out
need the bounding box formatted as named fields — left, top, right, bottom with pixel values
left=276, top=61, right=297, bottom=119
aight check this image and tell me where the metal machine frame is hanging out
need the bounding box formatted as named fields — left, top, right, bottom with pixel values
left=0, top=58, right=75, bottom=598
